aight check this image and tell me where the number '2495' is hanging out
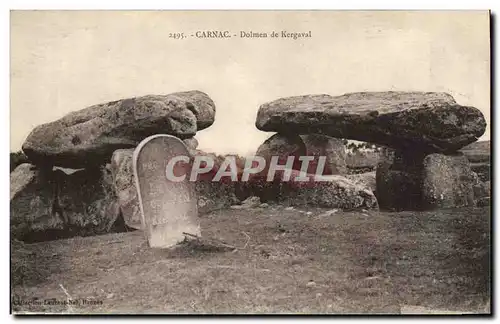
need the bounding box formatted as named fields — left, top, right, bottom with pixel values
left=169, top=33, right=186, bottom=40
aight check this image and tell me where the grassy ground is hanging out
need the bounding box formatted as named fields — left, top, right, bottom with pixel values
left=11, top=205, right=490, bottom=314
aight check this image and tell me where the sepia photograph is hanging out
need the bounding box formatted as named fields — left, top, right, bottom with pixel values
left=9, top=10, right=491, bottom=315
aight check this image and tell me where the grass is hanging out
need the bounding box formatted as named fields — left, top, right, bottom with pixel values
left=11, top=205, right=490, bottom=314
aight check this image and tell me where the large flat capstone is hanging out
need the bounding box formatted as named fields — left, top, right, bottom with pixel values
left=22, top=91, right=215, bottom=168
left=256, top=91, right=486, bottom=153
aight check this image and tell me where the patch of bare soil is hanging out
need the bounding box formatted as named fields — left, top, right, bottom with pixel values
left=11, top=206, right=490, bottom=314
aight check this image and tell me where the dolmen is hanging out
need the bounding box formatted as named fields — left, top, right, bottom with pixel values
left=255, top=91, right=487, bottom=211
left=11, top=91, right=216, bottom=242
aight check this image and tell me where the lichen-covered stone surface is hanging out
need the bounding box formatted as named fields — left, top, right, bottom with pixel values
left=183, top=137, right=199, bottom=150
left=54, top=166, right=121, bottom=236
left=255, top=133, right=306, bottom=172
left=345, top=171, right=376, bottom=194
left=110, top=149, right=142, bottom=230
left=345, top=151, right=380, bottom=173
left=421, top=153, right=475, bottom=209
left=376, top=148, right=478, bottom=210
left=10, top=164, right=121, bottom=242
left=255, top=133, right=347, bottom=175
left=299, top=134, right=347, bottom=174
left=253, top=169, right=378, bottom=210
left=10, top=164, right=60, bottom=240
left=256, top=92, right=486, bottom=153
left=22, top=91, right=215, bottom=168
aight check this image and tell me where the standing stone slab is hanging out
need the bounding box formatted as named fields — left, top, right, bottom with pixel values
left=110, top=149, right=142, bottom=230
left=133, top=134, right=199, bottom=248
left=421, top=153, right=475, bottom=209
left=299, top=134, right=347, bottom=174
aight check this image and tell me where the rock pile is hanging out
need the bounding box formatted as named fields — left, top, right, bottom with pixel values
left=11, top=91, right=218, bottom=240
left=256, top=91, right=487, bottom=211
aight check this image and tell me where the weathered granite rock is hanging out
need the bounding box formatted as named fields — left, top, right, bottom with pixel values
left=345, top=171, right=376, bottom=194
left=55, top=166, right=121, bottom=235
left=346, top=150, right=381, bottom=173
left=109, top=147, right=238, bottom=218
left=299, top=134, right=347, bottom=174
left=255, top=169, right=378, bottom=210
left=230, top=196, right=261, bottom=209
left=22, top=91, right=216, bottom=168
left=110, top=149, right=141, bottom=230
left=183, top=137, right=199, bottom=150
left=256, top=92, right=486, bottom=153
left=421, top=153, right=475, bottom=209
left=10, top=164, right=61, bottom=240
left=11, top=163, right=122, bottom=241
left=376, top=148, right=477, bottom=210
left=255, top=133, right=306, bottom=173
left=255, top=133, right=347, bottom=176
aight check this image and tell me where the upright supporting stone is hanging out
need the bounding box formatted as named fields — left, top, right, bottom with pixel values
left=299, top=134, right=347, bottom=174
left=421, top=153, right=475, bottom=209
left=133, top=134, right=199, bottom=248
left=375, top=148, right=424, bottom=211
left=376, top=148, right=476, bottom=210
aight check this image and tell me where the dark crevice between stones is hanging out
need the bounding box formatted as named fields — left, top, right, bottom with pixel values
left=376, top=150, right=426, bottom=212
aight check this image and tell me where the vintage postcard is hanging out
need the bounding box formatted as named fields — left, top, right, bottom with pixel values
left=10, top=10, right=491, bottom=315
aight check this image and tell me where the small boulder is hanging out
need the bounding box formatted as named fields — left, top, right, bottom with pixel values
left=345, top=171, right=376, bottom=194
left=264, top=169, right=378, bottom=210
left=231, top=196, right=261, bottom=209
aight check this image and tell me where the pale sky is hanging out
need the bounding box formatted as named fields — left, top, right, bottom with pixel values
left=10, top=11, right=490, bottom=155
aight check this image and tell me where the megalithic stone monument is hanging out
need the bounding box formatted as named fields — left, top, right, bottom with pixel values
left=133, top=134, right=200, bottom=248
